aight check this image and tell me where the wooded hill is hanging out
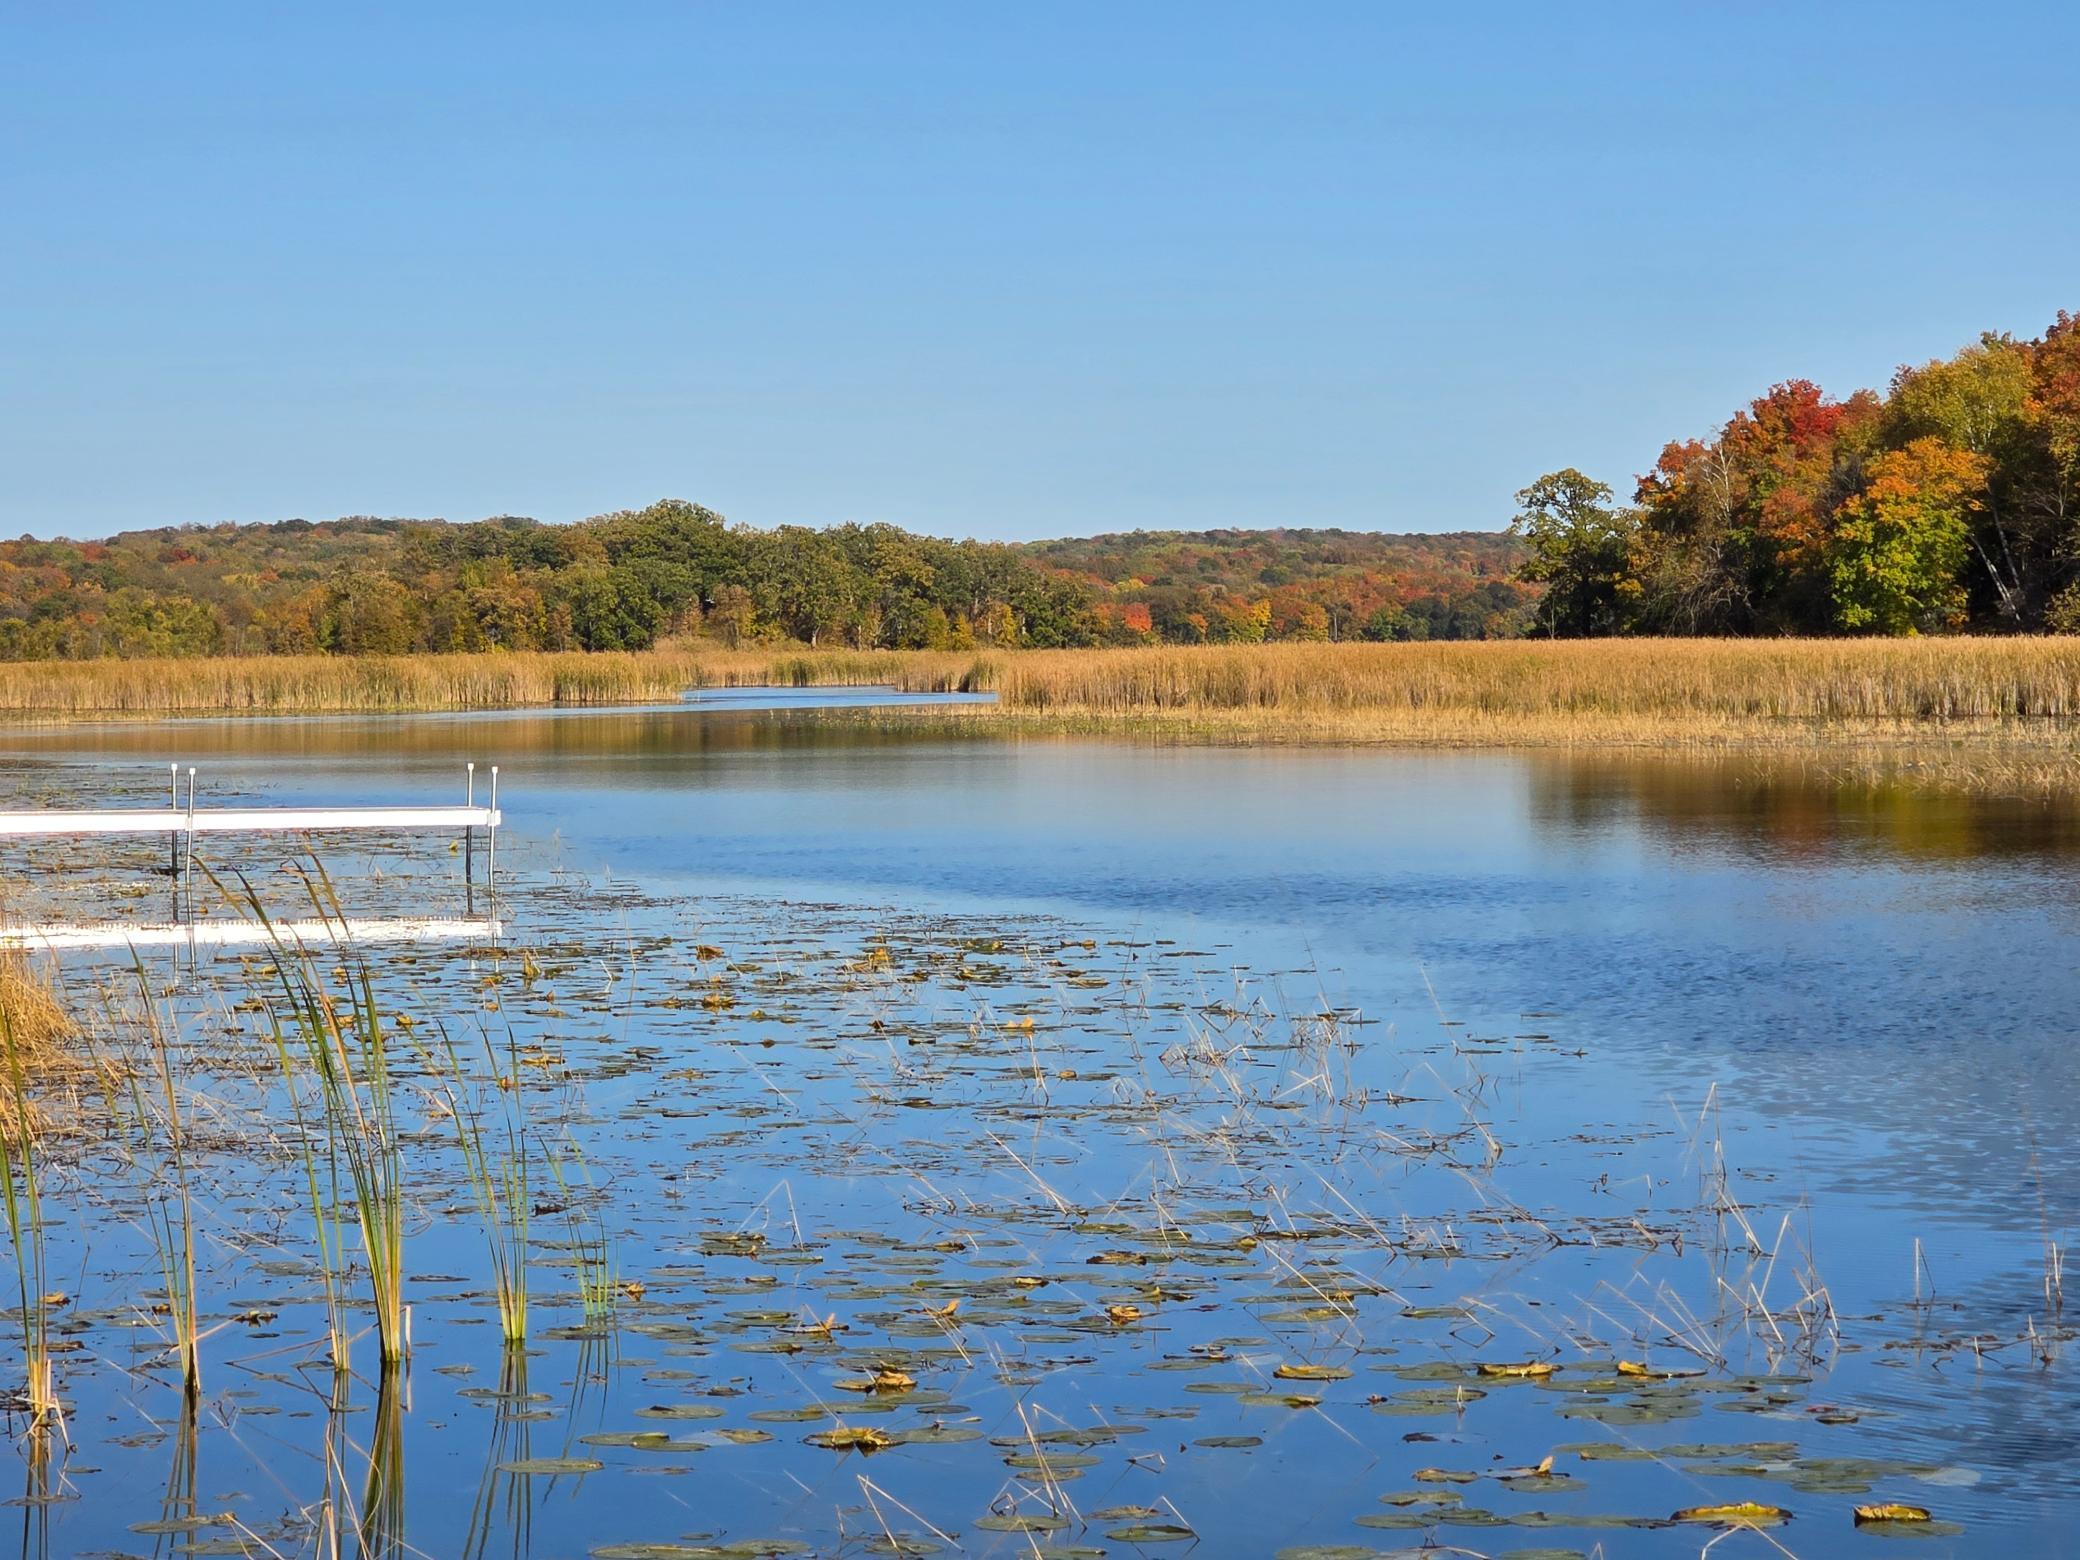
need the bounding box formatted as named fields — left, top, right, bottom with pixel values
left=0, top=509, right=1532, bottom=659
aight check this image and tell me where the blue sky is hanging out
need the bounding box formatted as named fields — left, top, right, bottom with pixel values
left=4, top=3, right=2076, bottom=542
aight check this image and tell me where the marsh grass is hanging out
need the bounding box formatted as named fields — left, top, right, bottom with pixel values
left=110, top=964, right=204, bottom=1400
left=0, top=646, right=976, bottom=718
left=0, top=953, right=78, bottom=1099
left=975, top=639, right=2080, bottom=722
left=436, top=1028, right=531, bottom=1346
left=0, top=950, right=76, bottom=1437
left=263, top=991, right=356, bottom=1373
left=0, top=1004, right=60, bottom=1438
left=247, top=867, right=412, bottom=1366
left=544, top=1136, right=617, bottom=1325
left=6, top=640, right=2080, bottom=795
left=14, top=638, right=2080, bottom=731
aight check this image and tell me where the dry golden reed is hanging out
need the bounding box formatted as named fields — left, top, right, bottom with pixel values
left=966, top=639, right=2080, bottom=724
left=0, top=954, right=78, bottom=1105
left=1, top=641, right=2078, bottom=781
left=0, top=647, right=974, bottom=718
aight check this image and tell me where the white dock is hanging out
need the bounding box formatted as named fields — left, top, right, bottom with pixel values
left=0, top=763, right=507, bottom=955
left=0, top=916, right=503, bottom=952
left=0, top=805, right=499, bottom=837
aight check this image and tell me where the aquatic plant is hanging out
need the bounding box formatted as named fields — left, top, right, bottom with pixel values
left=261, top=992, right=356, bottom=1373
left=112, top=964, right=204, bottom=1400
left=0, top=646, right=973, bottom=719
left=0, top=1003, right=61, bottom=1438
left=250, top=870, right=412, bottom=1366
left=544, top=1134, right=617, bottom=1325
left=436, top=1028, right=531, bottom=1347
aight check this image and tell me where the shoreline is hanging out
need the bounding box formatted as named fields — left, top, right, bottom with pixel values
left=0, top=641, right=2073, bottom=794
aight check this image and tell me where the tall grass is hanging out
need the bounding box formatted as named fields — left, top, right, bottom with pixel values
left=112, top=965, right=203, bottom=1401
left=250, top=872, right=411, bottom=1367
left=973, top=639, right=2080, bottom=724
left=0, top=1002, right=61, bottom=1438
left=264, top=990, right=356, bottom=1372
left=1, top=639, right=2077, bottom=741
left=546, top=1136, right=617, bottom=1325
left=0, top=954, right=76, bottom=1090
left=436, top=1030, right=530, bottom=1347
left=0, top=646, right=976, bottom=718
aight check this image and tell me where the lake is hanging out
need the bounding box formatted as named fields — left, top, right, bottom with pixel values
left=1, top=697, right=2074, bottom=1557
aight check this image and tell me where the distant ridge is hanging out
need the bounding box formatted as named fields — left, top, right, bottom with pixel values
left=0, top=507, right=1530, bottom=659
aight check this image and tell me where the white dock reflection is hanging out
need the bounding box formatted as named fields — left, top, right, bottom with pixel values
left=0, top=916, right=502, bottom=952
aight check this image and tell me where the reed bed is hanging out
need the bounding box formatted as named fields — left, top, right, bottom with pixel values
left=0, top=981, right=62, bottom=1436
left=0, top=647, right=976, bottom=718
left=970, top=639, right=2080, bottom=724
left=1, top=638, right=2077, bottom=730
left=1, top=640, right=2078, bottom=791
left=0, top=954, right=75, bottom=1084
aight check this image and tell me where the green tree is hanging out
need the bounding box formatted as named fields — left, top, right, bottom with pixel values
left=1509, top=470, right=1637, bottom=636
left=709, top=583, right=757, bottom=647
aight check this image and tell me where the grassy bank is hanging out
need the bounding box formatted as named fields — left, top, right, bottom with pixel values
left=4, top=638, right=2079, bottom=721
left=969, top=639, right=2080, bottom=724
left=0, top=647, right=977, bottom=718
left=0, top=641, right=2077, bottom=785
left=956, top=641, right=2080, bottom=791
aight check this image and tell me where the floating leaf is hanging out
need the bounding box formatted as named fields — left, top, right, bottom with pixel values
left=1854, top=1504, right=1931, bottom=1524
left=1672, top=1502, right=1790, bottom=1528
left=1106, top=1522, right=1195, bottom=1542
left=1274, top=1363, right=1351, bottom=1381
left=1476, top=1361, right=1557, bottom=1380
left=805, top=1426, right=896, bottom=1452
left=973, top=1513, right=1067, bottom=1534
left=498, top=1456, right=604, bottom=1475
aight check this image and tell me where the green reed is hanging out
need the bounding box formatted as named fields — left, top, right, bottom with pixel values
left=545, top=1135, right=617, bottom=1323
left=111, top=963, right=203, bottom=1401
left=244, top=867, right=411, bottom=1365
left=261, top=993, right=355, bottom=1372
left=0, top=1006, right=60, bottom=1438
left=435, top=1028, right=531, bottom=1346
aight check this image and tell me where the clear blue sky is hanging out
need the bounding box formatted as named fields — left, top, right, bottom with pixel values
left=4, top=3, right=2076, bottom=543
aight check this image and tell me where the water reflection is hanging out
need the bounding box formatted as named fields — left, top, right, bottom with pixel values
left=4, top=711, right=2077, bottom=1441
left=1529, top=750, right=2080, bottom=865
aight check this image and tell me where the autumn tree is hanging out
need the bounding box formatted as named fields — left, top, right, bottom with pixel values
left=1631, top=383, right=1879, bottom=633
left=1827, top=438, right=1985, bottom=633
left=1885, top=336, right=2039, bottom=622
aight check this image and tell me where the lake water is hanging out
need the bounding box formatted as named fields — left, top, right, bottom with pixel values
left=2, top=698, right=2076, bottom=1557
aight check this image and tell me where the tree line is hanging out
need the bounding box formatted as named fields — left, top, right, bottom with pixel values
left=1512, top=309, right=2080, bottom=636
left=0, top=505, right=1531, bottom=660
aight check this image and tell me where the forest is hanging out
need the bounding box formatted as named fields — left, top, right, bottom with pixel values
left=0, top=507, right=1530, bottom=660
left=1513, top=308, right=2080, bottom=636
left=8, top=308, right=2069, bottom=662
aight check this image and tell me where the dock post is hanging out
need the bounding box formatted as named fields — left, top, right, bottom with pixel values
left=486, top=765, right=498, bottom=910
left=168, top=763, right=179, bottom=915
left=464, top=762, right=476, bottom=913
left=183, top=768, right=197, bottom=928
